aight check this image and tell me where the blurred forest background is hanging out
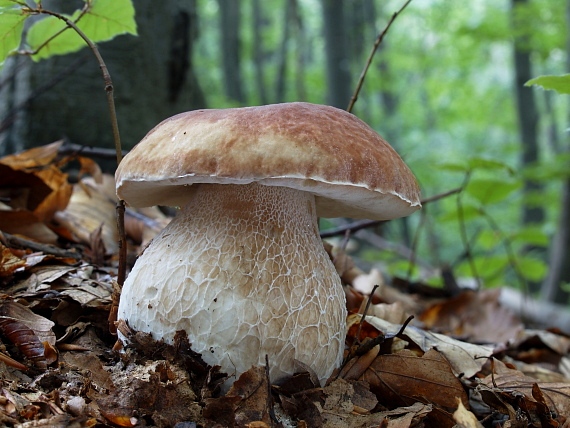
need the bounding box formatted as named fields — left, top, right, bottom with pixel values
left=1, top=0, right=569, bottom=307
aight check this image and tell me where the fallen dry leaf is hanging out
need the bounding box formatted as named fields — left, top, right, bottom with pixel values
left=0, top=300, right=56, bottom=369
left=365, top=315, right=494, bottom=378
left=453, top=398, right=483, bottom=428
left=203, top=366, right=273, bottom=427
left=361, top=349, right=469, bottom=411
left=0, top=209, right=59, bottom=244
left=480, top=359, right=570, bottom=419
left=54, top=175, right=118, bottom=254
left=0, top=243, right=26, bottom=277
left=419, top=289, right=524, bottom=344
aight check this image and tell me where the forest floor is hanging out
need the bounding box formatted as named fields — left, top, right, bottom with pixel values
left=0, top=142, right=569, bottom=428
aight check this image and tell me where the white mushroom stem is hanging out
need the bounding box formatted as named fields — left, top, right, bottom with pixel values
left=118, top=182, right=347, bottom=385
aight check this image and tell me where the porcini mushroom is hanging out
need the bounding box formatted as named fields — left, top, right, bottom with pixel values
left=115, top=102, right=420, bottom=386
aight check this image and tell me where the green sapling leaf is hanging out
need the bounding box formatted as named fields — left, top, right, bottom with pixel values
left=525, top=74, right=570, bottom=95
left=0, top=4, right=26, bottom=68
left=465, top=177, right=521, bottom=205
left=26, top=0, right=137, bottom=61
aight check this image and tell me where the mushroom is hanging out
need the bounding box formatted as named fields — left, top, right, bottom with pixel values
left=115, top=102, right=420, bottom=387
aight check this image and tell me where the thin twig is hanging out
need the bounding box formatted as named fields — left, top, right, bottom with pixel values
left=58, top=140, right=129, bottom=160
left=1, top=231, right=81, bottom=260
left=23, top=4, right=128, bottom=333
left=347, top=0, right=413, bottom=113
left=18, top=2, right=91, bottom=57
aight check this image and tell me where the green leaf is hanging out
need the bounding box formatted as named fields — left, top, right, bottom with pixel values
left=465, top=177, right=521, bottom=205
left=438, top=199, right=483, bottom=223
left=467, top=157, right=514, bottom=175
left=525, top=74, right=570, bottom=94
left=438, top=160, right=468, bottom=172
left=456, top=254, right=508, bottom=285
left=517, top=256, right=547, bottom=282
left=0, top=5, right=25, bottom=68
left=511, top=226, right=548, bottom=247
left=26, top=0, right=137, bottom=61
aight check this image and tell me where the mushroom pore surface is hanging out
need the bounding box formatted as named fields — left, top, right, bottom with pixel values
left=118, top=182, right=346, bottom=385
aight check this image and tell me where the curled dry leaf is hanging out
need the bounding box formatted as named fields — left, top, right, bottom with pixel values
left=365, top=315, right=493, bottom=378
left=419, top=289, right=523, bottom=344
left=0, top=301, right=56, bottom=369
left=0, top=141, right=72, bottom=223
left=54, top=175, right=118, bottom=254
left=480, top=359, right=570, bottom=419
left=0, top=243, right=26, bottom=277
left=453, top=398, right=483, bottom=428
left=0, top=210, right=59, bottom=244
left=361, top=349, right=469, bottom=411
left=203, top=366, right=273, bottom=427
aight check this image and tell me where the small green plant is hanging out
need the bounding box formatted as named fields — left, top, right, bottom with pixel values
left=0, top=0, right=136, bottom=67
left=437, top=157, right=549, bottom=289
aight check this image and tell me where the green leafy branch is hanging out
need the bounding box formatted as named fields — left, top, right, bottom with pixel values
left=0, top=0, right=136, bottom=65
left=439, top=157, right=548, bottom=289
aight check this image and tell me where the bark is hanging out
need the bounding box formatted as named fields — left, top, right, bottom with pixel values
left=0, top=0, right=206, bottom=167
left=291, top=0, right=307, bottom=101
left=275, top=0, right=294, bottom=103
left=252, top=0, right=268, bottom=105
left=541, top=0, right=570, bottom=304
left=511, top=0, right=544, bottom=226
left=321, top=0, right=351, bottom=108
left=218, top=0, right=245, bottom=103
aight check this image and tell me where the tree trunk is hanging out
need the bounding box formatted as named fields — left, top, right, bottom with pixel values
left=252, top=0, right=268, bottom=105
left=291, top=0, right=307, bottom=101
left=541, top=0, right=570, bottom=304
left=511, top=0, right=544, bottom=226
left=218, top=0, right=245, bottom=104
left=0, top=0, right=206, bottom=167
left=275, top=0, right=294, bottom=103
left=321, top=0, right=351, bottom=109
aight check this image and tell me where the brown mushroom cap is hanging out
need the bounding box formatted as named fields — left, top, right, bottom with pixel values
left=116, top=102, right=421, bottom=218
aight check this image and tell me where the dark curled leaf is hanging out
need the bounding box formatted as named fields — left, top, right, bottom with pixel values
left=0, top=317, right=47, bottom=369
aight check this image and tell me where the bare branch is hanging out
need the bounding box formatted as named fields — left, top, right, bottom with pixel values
left=347, top=0, right=413, bottom=113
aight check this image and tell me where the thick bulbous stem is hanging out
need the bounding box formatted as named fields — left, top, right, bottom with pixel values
left=118, top=183, right=346, bottom=385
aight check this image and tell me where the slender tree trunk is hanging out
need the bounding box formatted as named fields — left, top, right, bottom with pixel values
left=541, top=0, right=570, bottom=304
left=511, top=0, right=544, bottom=226
left=291, top=0, right=307, bottom=101
left=218, top=0, right=245, bottom=103
left=321, top=0, right=351, bottom=108
left=275, top=0, right=294, bottom=103
left=252, top=0, right=268, bottom=105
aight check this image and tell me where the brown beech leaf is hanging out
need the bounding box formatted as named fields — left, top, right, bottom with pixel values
left=0, top=142, right=72, bottom=222
left=0, top=243, right=27, bottom=277
left=480, top=359, right=570, bottom=419
left=365, top=315, right=493, bottom=378
left=0, top=301, right=56, bottom=369
left=54, top=175, right=118, bottom=254
left=0, top=210, right=59, bottom=244
left=362, top=349, right=469, bottom=412
left=419, top=289, right=523, bottom=344
left=0, top=164, right=51, bottom=211
left=203, top=366, right=272, bottom=427
left=0, top=141, right=62, bottom=170
left=33, top=166, right=72, bottom=222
